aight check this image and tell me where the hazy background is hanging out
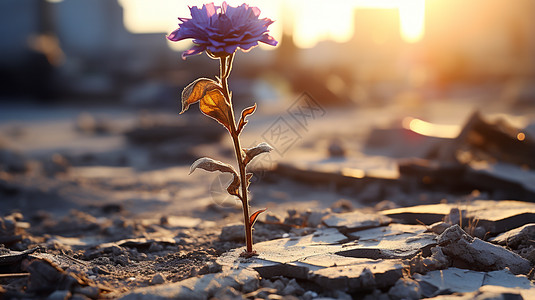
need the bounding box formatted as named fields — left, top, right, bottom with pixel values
left=1, top=0, right=534, bottom=110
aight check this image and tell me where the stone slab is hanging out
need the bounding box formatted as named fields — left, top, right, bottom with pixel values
left=216, top=228, right=354, bottom=279
left=119, top=269, right=258, bottom=300
left=338, top=224, right=437, bottom=259
left=383, top=200, right=535, bottom=234
left=309, top=259, right=404, bottom=292
left=323, top=211, right=392, bottom=233
left=414, top=268, right=534, bottom=298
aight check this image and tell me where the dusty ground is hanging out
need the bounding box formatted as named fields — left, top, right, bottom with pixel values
left=1, top=94, right=535, bottom=299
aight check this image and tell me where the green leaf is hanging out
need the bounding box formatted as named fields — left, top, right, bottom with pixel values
left=189, top=157, right=238, bottom=177
left=243, top=142, right=273, bottom=166
left=180, top=78, right=221, bottom=114
left=236, top=103, right=257, bottom=135
left=250, top=208, right=267, bottom=228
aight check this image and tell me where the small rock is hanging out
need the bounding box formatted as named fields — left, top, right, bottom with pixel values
left=265, top=213, right=283, bottom=224
left=46, top=290, right=71, bottom=300
left=150, top=273, right=165, bottom=285
left=305, top=209, right=330, bottom=228
left=388, top=278, right=421, bottom=300
left=328, top=139, right=345, bottom=157
left=148, top=242, right=164, bottom=252
left=444, top=208, right=462, bottom=225
left=281, top=278, right=304, bottom=296
left=272, top=279, right=285, bottom=293
left=464, top=225, right=487, bottom=240
left=429, top=221, right=451, bottom=235
left=302, top=291, right=318, bottom=300
left=330, top=199, right=353, bottom=213
left=241, top=273, right=259, bottom=293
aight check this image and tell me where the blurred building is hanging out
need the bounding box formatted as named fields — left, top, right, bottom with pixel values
left=423, top=0, right=535, bottom=83
left=1, top=0, right=534, bottom=104
left=0, top=0, right=177, bottom=102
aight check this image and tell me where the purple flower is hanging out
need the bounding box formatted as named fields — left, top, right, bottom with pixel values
left=167, top=2, right=278, bottom=59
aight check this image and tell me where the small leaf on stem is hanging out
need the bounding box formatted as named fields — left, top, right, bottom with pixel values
left=243, top=142, right=273, bottom=165
left=236, top=103, right=257, bottom=135
left=250, top=208, right=267, bottom=228
left=227, top=175, right=241, bottom=199
left=199, top=89, right=233, bottom=132
left=181, top=78, right=221, bottom=114
left=189, top=157, right=238, bottom=177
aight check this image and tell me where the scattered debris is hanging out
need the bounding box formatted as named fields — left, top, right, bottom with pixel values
left=437, top=225, right=531, bottom=274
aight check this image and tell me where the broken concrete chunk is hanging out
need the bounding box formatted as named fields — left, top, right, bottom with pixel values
left=437, top=225, right=531, bottom=275
left=309, top=259, right=404, bottom=292
left=414, top=268, right=486, bottom=298
left=490, top=223, right=535, bottom=249
left=339, top=224, right=436, bottom=259
left=437, top=111, right=535, bottom=169
left=383, top=200, right=535, bottom=235
left=414, top=267, right=534, bottom=298
left=26, top=259, right=87, bottom=294
left=323, top=211, right=391, bottom=232
left=119, top=269, right=258, bottom=300
left=482, top=269, right=533, bottom=289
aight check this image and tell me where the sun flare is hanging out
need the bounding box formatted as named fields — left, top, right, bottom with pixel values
left=118, top=0, right=426, bottom=50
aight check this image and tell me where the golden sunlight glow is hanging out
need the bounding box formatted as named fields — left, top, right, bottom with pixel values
left=118, top=0, right=426, bottom=50
left=398, top=0, right=426, bottom=43
left=118, top=0, right=282, bottom=51
left=517, top=132, right=526, bottom=141
left=402, top=117, right=460, bottom=139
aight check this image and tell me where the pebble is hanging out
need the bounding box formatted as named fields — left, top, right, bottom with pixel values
left=150, top=273, right=165, bottom=285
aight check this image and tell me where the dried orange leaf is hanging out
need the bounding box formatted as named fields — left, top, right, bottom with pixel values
left=199, top=89, right=233, bottom=132
left=189, top=157, right=238, bottom=177
left=243, top=142, right=273, bottom=165
left=250, top=208, right=267, bottom=228
left=227, top=174, right=241, bottom=199
left=181, top=78, right=220, bottom=114
left=236, top=103, right=257, bottom=135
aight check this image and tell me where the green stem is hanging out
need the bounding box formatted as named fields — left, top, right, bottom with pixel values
left=219, top=54, right=254, bottom=254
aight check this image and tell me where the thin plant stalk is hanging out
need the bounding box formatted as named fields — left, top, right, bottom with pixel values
left=218, top=54, right=254, bottom=254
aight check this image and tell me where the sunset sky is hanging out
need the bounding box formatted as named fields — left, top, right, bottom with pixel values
left=116, top=0, right=426, bottom=50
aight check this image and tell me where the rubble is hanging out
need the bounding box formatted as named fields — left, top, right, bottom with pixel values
left=437, top=225, right=531, bottom=274
left=118, top=269, right=259, bottom=300
left=383, top=200, right=535, bottom=234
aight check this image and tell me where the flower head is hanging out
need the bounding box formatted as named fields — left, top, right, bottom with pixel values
left=168, top=2, right=277, bottom=59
